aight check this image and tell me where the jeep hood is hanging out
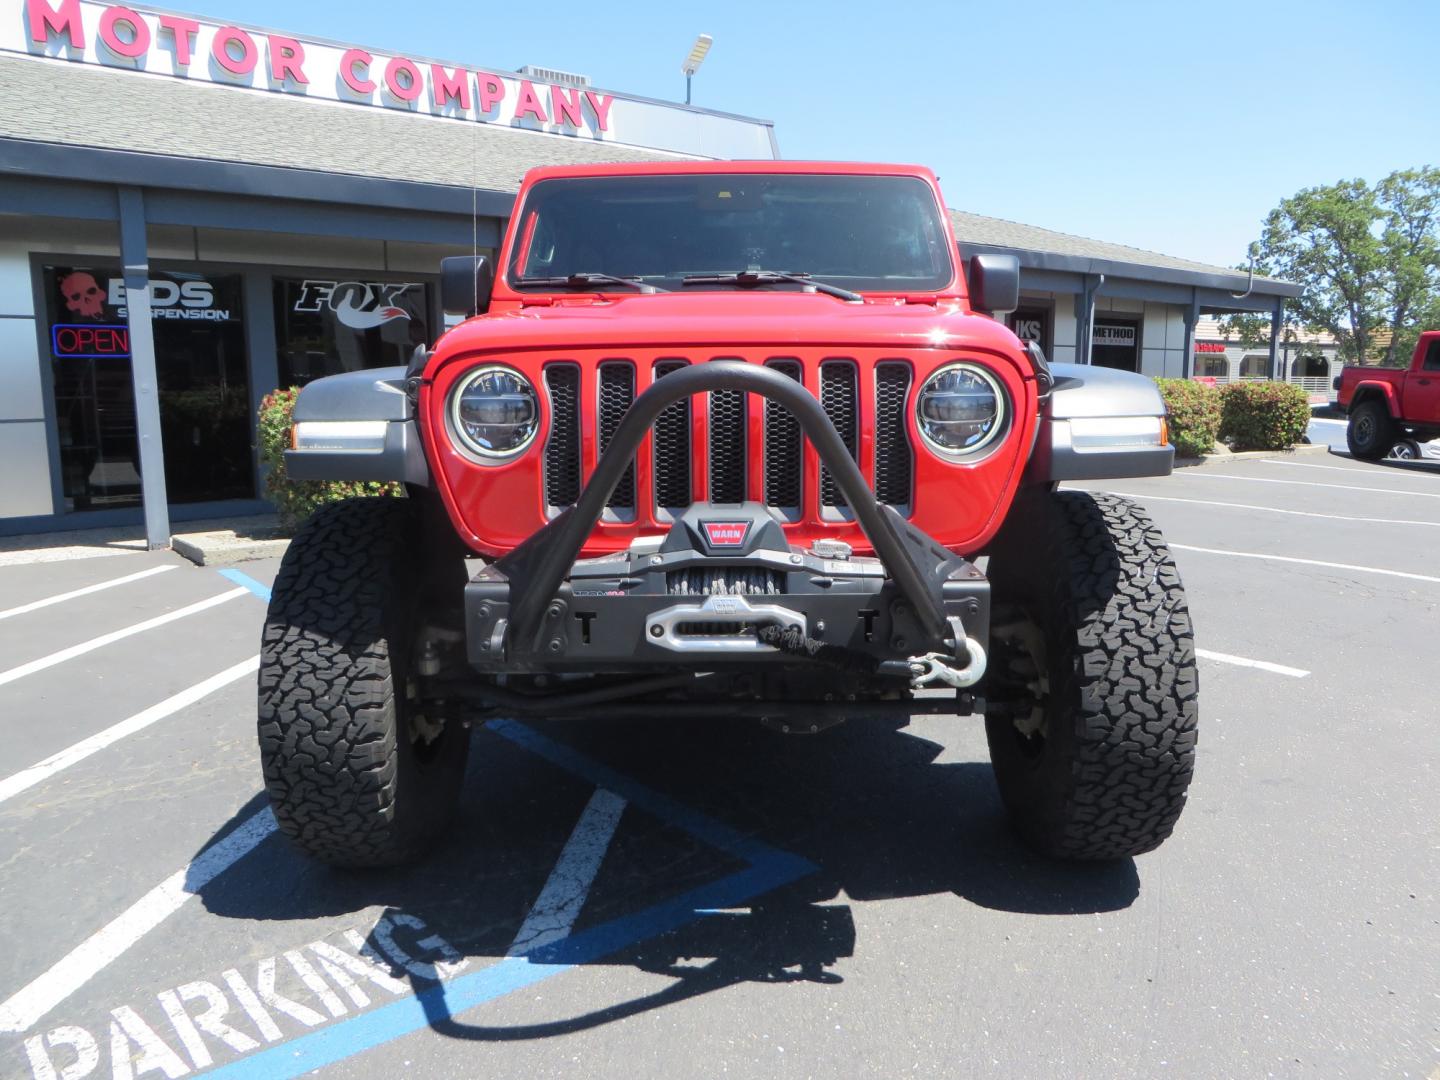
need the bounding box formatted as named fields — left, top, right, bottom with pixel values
left=432, top=292, right=1024, bottom=359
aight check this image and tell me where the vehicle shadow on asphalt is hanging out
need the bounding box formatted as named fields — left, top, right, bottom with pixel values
left=195, top=714, right=1138, bottom=1039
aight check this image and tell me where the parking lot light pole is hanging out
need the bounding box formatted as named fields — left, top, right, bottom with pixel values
left=682, top=34, right=712, bottom=105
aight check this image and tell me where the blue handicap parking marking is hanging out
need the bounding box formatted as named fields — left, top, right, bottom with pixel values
left=204, top=720, right=817, bottom=1080
left=216, top=569, right=272, bottom=603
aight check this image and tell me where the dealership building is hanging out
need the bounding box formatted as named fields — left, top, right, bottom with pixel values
left=0, top=0, right=1301, bottom=542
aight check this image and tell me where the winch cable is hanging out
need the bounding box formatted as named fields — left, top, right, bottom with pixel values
left=756, top=623, right=899, bottom=676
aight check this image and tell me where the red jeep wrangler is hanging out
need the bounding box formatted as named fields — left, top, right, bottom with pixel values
left=1335, top=330, right=1440, bottom=458
left=263, top=162, right=1197, bottom=867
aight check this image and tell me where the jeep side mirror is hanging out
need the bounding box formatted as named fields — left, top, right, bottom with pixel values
left=441, top=255, right=495, bottom=318
left=968, top=253, right=1020, bottom=317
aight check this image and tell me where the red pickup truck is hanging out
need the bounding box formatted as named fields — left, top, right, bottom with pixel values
left=1336, top=330, right=1440, bottom=458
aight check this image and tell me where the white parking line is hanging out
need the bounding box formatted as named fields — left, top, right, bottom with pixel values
left=0, top=656, right=259, bottom=806
left=1106, top=491, right=1440, bottom=528
left=1170, top=543, right=1440, bottom=584
left=508, top=788, right=627, bottom=957
left=1181, top=472, right=1440, bottom=499
left=0, top=564, right=177, bottom=621
left=0, top=806, right=277, bottom=1035
left=1195, top=649, right=1310, bottom=678
left=0, top=587, right=246, bottom=689
left=1260, top=459, right=1437, bottom=480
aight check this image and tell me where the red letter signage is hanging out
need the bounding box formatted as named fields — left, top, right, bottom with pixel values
left=212, top=26, right=258, bottom=76
left=98, top=6, right=150, bottom=58
left=157, top=14, right=199, bottom=66
left=27, top=0, right=85, bottom=48
left=340, top=48, right=375, bottom=94
left=431, top=65, right=471, bottom=109
left=514, top=79, right=547, bottom=122
left=384, top=56, right=423, bottom=102
left=550, top=86, right=583, bottom=127
left=583, top=91, right=614, bottom=132
left=475, top=71, right=505, bottom=114
left=267, top=36, right=308, bottom=84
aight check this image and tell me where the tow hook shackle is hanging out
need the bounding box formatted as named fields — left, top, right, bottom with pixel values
left=909, top=638, right=988, bottom=689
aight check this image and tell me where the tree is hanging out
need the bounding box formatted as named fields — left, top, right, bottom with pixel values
left=1229, top=169, right=1440, bottom=366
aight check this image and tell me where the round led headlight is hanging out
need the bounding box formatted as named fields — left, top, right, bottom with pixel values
left=448, top=365, right=538, bottom=460
left=916, top=363, right=1007, bottom=458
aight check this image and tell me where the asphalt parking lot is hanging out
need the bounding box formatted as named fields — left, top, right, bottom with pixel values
left=2, top=450, right=1437, bottom=1080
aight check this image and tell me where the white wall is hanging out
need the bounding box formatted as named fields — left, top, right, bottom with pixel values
left=1046, top=293, right=1077, bottom=365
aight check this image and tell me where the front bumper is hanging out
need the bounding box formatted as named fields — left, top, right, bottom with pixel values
left=463, top=361, right=989, bottom=679
left=464, top=514, right=989, bottom=673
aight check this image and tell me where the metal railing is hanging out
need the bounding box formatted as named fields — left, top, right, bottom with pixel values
left=1191, top=374, right=1333, bottom=392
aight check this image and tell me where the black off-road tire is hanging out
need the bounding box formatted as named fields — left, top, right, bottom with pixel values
left=984, top=491, right=1197, bottom=860
left=258, top=498, right=469, bottom=867
left=1346, top=399, right=1397, bottom=460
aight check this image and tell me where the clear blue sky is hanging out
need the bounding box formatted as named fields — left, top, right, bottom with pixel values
left=175, top=0, right=1438, bottom=270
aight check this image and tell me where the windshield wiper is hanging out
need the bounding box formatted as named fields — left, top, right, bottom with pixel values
left=681, top=269, right=862, bottom=302
left=517, top=273, right=667, bottom=294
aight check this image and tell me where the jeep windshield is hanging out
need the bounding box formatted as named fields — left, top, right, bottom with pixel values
left=507, top=173, right=956, bottom=294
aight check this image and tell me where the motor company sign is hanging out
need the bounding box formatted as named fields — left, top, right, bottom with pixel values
left=5, top=0, right=778, bottom=156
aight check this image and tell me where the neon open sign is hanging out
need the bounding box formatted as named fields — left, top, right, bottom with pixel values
left=52, top=323, right=131, bottom=358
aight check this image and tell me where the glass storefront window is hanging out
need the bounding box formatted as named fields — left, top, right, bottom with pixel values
left=272, top=277, right=432, bottom=388
left=43, top=264, right=252, bottom=511
left=1198, top=355, right=1230, bottom=378
left=1008, top=306, right=1051, bottom=356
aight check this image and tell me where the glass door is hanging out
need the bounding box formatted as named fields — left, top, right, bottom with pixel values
left=1091, top=318, right=1141, bottom=372
left=43, top=264, right=252, bottom=510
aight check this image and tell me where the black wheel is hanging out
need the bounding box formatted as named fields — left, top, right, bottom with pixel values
left=1346, top=399, right=1397, bottom=460
left=1387, top=439, right=1422, bottom=461
left=258, top=498, right=469, bottom=867
left=984, top=491, right=1198, bottom=860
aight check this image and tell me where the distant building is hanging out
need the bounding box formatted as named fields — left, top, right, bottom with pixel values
left=1190, top=318, right=1340, bottom=397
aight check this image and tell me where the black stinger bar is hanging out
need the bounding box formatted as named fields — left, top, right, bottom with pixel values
left=492, top=361, right=953, bottom=653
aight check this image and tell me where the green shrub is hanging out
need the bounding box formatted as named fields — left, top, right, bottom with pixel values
left=1218, top=381, right=1312, bottom=451
left=1155, top=378, right=1222, bottom=458
left=257, top=387, right=401, bottom=533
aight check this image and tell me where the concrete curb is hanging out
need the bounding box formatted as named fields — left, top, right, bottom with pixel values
left=1175, top=443, right=1333, bottom=468
left=171, top=522, right=290, bottom=567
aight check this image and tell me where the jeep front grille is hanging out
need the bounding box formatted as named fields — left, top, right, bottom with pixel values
left=818, top=361, right=860, bottom=511
left=707, top=382, right=748, bottom=503
left=597, top=361, right=636, bottom=516
left=652, top=360, right=692, bottom=509
left=763, top=360, right=804, bottom=514
left=873, top=362, right=913, bottom=512
left=543, top=364, right=581, bottom=508
left=540, top=354, right=915, bottom=522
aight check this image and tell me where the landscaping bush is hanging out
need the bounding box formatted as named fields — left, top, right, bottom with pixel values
left=1154, top=378, right=1222, bottom=459
left=257, top=387, right=401, bottom=533
left=1218, top=380, right=1312, bottom=451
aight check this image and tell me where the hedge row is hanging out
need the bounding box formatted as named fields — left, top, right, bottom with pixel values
left=1154, top=378, right=1310, bottom=456
left=257, top=387, right=401, bottom=533
left=1217, top=380, right=1312, bottom=451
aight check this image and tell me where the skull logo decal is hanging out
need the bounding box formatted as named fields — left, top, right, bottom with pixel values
left=59, top=271, right=105, bottom=320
